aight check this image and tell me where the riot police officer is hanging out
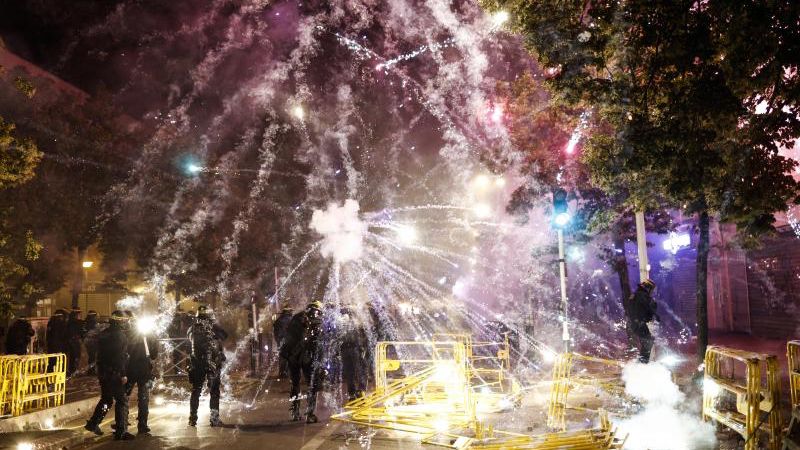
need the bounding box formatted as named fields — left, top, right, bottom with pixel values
left=624, top=279, right=660, bottom=363
left=66, top=309, right=85, bottom=376
left=339, top=307, right=367, bottom=401
left=46, top=309, right=67, bottom=371
left=273, top=304, right=293, bottom=377
left=187, top=306, right=228, bottom=427
left=126, top=314, right=159, bottom=435
left=85, top=311, right=99, bottom=375
left=5, top=316, right=35, bottom=355
left=281, top=301, right=324, bottom=423
left=85, top=310, right=134, bottom=440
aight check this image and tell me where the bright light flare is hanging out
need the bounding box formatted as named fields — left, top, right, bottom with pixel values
left=291, top=105, right=305, bottom=120
left=491, top=10, right=510, bottom=27
left=394, top=224, right=418, bottom=245
left=663, top=233, right=691, bottom=253
left=494, top=177, right=506, bottom=187
left=17, top=444, right=33, bottom=450
left=490, top=104, right=504, bottom=123
left=154, top=395, right=165, bottom=406
left=43, top=418, right=54, bottom=429
left=434, top=418, right=450, bottom=433
left=136, top=316, right=157, bottom=334
left=473, top=203, right=491, bottom=218
left=187, top=163, right=203, bottom=174
left=82, top=261, right=93, bottom=268
left=473, top=174, right=491, bottom=190
left=565, top=133, right=580, bottom=154
left=659, top=354, right=682, bottom=368
left=541, top=348, right=558, bottom=363
left=554, top=212, right=571, bottom=227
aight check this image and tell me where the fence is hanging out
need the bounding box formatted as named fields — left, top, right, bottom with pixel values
left=702, top=345, right=781, bottom=450
left=158, top=338, right=191, bottom=378
left=0, top=353, right=66, bottom=417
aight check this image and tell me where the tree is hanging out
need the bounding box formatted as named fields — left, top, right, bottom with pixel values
left=485, top=0, right=800, bottom=360
left=0, top=115, right=43, bottom=304
left=504, top=72, right=671, bottom=343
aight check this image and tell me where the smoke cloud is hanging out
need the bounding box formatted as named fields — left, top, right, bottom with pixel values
left=618, top=361, right=716, bottom=450
left=310, top=199, right=367, bottom=263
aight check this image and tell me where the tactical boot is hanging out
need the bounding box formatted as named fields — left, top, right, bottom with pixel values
left=138, top=425, right=151, bottom=435
left=114, top=432, right=136, bottom=441
left=84, top=422, right=103, bottom=436
left=305, top=413, right=318, bottom=424
left=188, top=415, right=198, bottom=427
left=210, top=409, right=224, bottom=427
left=290, top=400, right=302, bottom=421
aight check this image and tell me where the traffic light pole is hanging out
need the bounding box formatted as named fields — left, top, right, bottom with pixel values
left=557, top=228, right=570, bottom=352
left=635, top=210, right=649, bottom=282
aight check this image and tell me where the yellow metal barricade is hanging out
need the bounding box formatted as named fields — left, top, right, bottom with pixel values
left=703, top=345, right=781, bottom=450
left=0, top=355, right=21, bottom=416
left=789, top=341, right=800, bottom=410
left=334, top=338, right=623, bottom=450
left=546, top=353, right=629, bottom=431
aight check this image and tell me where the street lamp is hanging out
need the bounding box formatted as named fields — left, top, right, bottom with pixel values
left=82, top=261, right=93, bottom=311
left=552, top=189, right=571, bottom=352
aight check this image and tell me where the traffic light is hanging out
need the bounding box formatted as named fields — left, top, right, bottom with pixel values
left=552, top=188, right=571, bottom=227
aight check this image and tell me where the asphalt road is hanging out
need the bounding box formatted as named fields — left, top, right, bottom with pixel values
left=64, top=378, right=434, bottom=450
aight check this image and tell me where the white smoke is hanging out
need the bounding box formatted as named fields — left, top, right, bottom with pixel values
left=310, top=199, right=367, bottom=263
left=618, top=361, right=716, bottom=450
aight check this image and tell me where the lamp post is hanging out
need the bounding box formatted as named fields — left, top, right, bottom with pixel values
left=552, top=189, right=571, bottom=352
left=82, top=261, right=93, bottom=312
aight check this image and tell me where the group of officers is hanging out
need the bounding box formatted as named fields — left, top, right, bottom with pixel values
left=4, top=308, right=100, bottom=376
left=82, top=305, right=226, bottom=440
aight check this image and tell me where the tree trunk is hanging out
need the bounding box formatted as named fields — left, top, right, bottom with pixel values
left=696, top=211, right=710, bottom=363
left=612, top=232, right=634, bottom=346
left=71, top=247, right=88, bottom=310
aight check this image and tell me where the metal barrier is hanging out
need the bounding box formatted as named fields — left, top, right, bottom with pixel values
left=546, top=353, right=629, bottom=431
left=0, top=353, right=66, bottom=416
left=333, top=338, right=623, bottom=450
left=703, top=345, right=781, bottom=450
left=789, top=341, right=800, bottom=410
left=158, top=338, right=191, bottom=378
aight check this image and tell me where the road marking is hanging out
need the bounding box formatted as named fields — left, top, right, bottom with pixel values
left=299, top=421, right=342, bottom=450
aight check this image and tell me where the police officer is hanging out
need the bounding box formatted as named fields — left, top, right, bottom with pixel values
left=126, top=314, right=159, bottom=435
left=66, top=309, right=86, bottom=376
left=339, top=307, right=367, bottom=401
left=624, top=279, right=660, bottom=363
left=5, top=316, right=35, bottom=355
left=188, top=306, right=228, bottom=427
left=85, top=311, right=99, bottom=375
left=273, top=304, right=293, bottom=377
left=47, top=309, right=67, bottom=371
left=281, top=301, right=324, bottom=423
left=85, top=310, right=134, bottom=441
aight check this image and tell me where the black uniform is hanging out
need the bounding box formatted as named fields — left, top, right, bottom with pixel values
left=85, top=313, right=99, bottom=375
left=46, top=311, right=67, bottom=371
left=66, top=311, right=86, bottom=376
left=624, top=285, right=660, bottom=363
left=273, top=309, right=293, bottom=377
left=126, top=330, right=159, bottom=433
left=187, top=316, right=227, bottom=426
left=280, top=306, right=324, bottom=422
left=5, top=318, right=35, bottom=355
left=86, top=320, right=130, bottom=437
left=340, top=315, right=368, bottom=400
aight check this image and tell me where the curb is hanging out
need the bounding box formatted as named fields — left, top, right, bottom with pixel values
left=0, top=397, right=99, bottom=433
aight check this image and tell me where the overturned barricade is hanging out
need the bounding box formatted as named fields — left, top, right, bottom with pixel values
left=332, top=337, right=624, bottom=450
left=546, top=352, right=633, bottom=432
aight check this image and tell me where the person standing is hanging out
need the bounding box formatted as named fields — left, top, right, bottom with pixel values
left=5, top=316, right=35, bottom=355
left=46, top=310, right=67, bottom=371
left=281, top=301, right=324, bottom=423
left=85, top=311, right=99, bottom=375
left=66, top=309, right=86, bottom=376
left=624, top=279, right=660, bottom=363
left=339, top=307, right=367, bottom=401
left=126, top=315, right=159, bottom=435
left=272, top=304, right=293, bottom=378
left=84, top=310, right=134, bottom=440
left=187, top=306, right=228, bottom=427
